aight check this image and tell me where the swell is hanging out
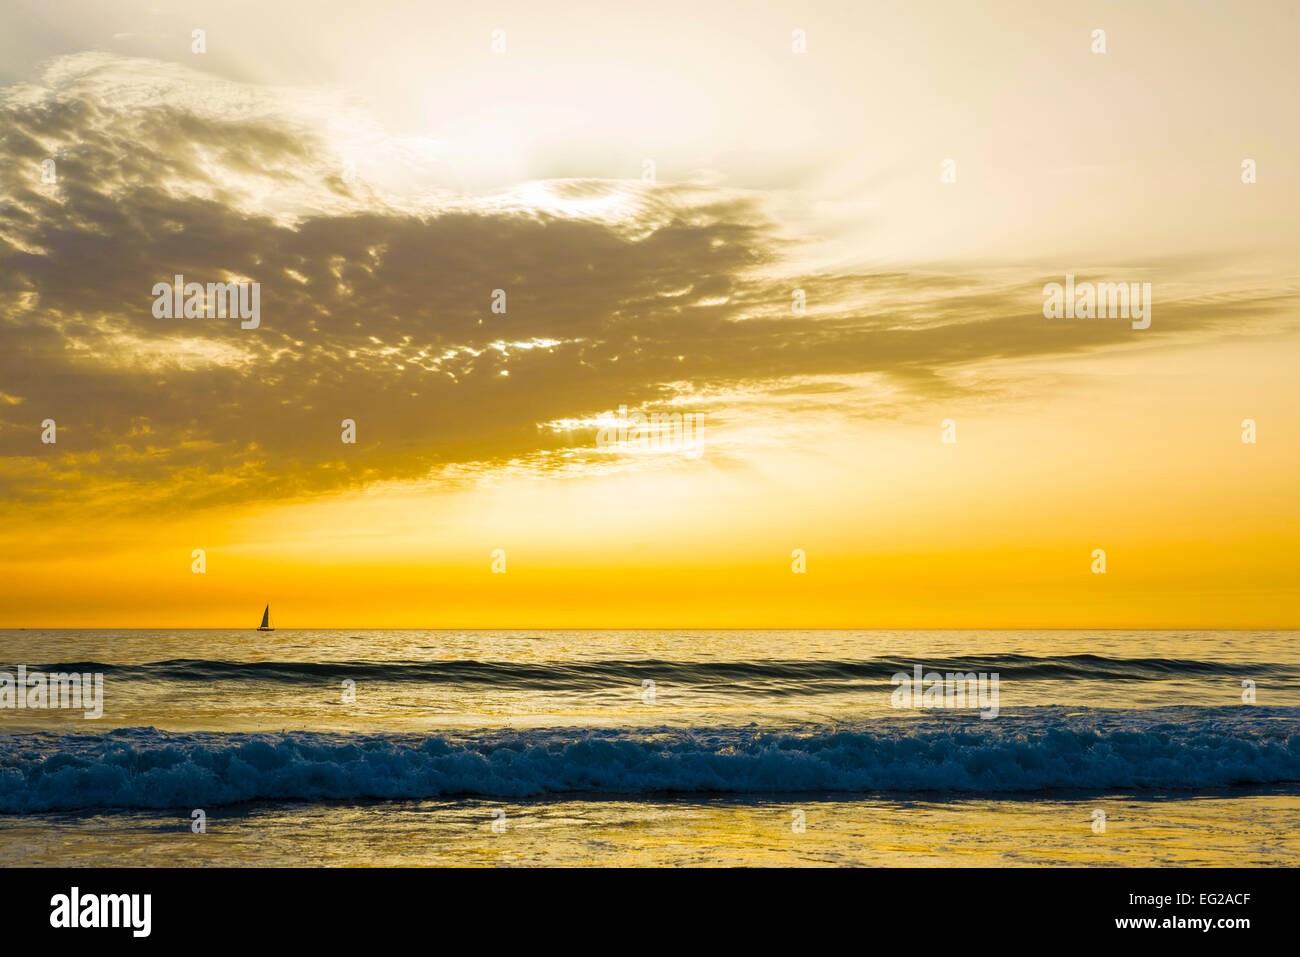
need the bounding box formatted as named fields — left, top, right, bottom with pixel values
left=20, top=654, right=1297, bottom=692
left=1, top=707, right=1297, bottom=811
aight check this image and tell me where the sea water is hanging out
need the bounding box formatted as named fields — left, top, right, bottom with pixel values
left=0, top=630, right=1297, bottom=866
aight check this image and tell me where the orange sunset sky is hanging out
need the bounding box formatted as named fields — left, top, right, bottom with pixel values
left=1, top=0, right=1297, bottom=627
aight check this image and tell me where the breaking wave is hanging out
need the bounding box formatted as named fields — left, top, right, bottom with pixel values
left=1, top=706, right=1297, bottom=811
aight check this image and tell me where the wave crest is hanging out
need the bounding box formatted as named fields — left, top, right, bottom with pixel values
left=2, top=708, right=1297, bottom=811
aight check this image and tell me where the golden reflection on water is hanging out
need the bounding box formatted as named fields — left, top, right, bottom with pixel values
left=4, top=629, right=1295, bottom=733
left=6, top=792, right=1298, bottom=867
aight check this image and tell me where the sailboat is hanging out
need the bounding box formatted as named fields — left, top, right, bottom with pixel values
left=256, top=604, right=275, bottom=631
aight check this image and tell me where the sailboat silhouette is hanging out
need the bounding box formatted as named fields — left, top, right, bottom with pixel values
left=257, top=604, right=274, bottom=631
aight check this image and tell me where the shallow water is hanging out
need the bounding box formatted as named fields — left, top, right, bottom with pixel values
left=6, top=791, right=1298, bottom=867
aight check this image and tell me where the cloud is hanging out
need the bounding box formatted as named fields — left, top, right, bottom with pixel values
left=1, top=54, right=1294, bottom=517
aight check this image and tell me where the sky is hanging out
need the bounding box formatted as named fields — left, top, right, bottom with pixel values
left=1, top=0, right=1297, bottom=627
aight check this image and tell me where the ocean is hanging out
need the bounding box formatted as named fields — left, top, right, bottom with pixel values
left=1, top=629, right=1297, bottom=866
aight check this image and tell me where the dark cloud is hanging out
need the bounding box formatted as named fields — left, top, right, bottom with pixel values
left=0, top=55, right=1292, bottom=516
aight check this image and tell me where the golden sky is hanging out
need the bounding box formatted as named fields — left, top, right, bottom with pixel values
left=1, top=1, right=1297, bottom=627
